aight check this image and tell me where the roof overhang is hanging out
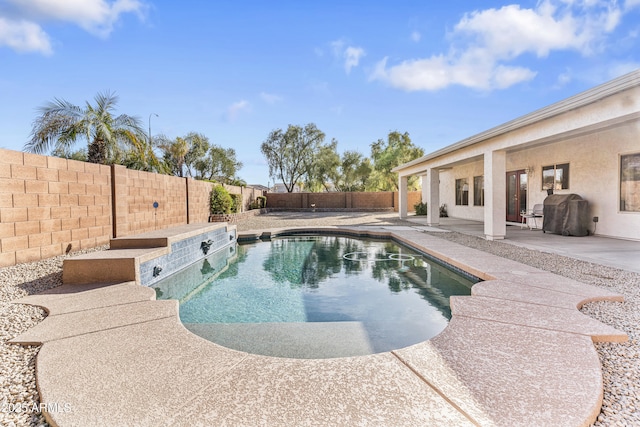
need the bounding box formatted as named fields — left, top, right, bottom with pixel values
left=393, top=69, right=640, bottom=174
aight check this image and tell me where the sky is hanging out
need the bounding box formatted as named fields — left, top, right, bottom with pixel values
left=1, top=0, right=639, bottom=186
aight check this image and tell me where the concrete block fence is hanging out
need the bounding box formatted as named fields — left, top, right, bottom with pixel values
left=265, top=191, right=421, bottom=211
left=0, top=148, right=262, bottom=267
left=0, top=147, right=422, bottom=267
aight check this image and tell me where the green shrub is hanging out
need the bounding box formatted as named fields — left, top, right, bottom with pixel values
left=257, top=195, right=267, bottom=208
left=230, top=194, right=242, bottom=213
left=414, top=201, right=428, bottom=216
left=210, top=186, right=233, bottom=214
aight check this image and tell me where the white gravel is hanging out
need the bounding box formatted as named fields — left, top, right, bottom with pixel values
left=1, top=212, right=637, bottom=426
left=1, top=246, right=107, bottom=427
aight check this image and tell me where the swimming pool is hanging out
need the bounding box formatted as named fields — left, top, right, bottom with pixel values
left=154, top=234, right=477, bottom=358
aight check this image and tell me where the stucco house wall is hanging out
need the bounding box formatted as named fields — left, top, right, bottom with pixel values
left=507, top=122, right=638, bottom=238
left=439, top=121, right=639, bottom=238
left=394, top=70, right=640, bottom=241
left=439, top=162, right=485, bottom=222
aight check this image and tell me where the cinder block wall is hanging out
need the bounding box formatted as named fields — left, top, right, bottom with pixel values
left=0, top=147, right=415, bottom=267
left=187, top=178, right=215, bottom=223
left=0, top=149, right=266, bottom=267
left=113, top=166, right=188, bottom=237
left=265, top=191, right=421, bottom=212
left=394, top=191, right=422, bottom=212
left=265, top=193, right=304, bottom=208
left=351, top=192, right=394, bottom=209
left=225, top=184, right=263, bottom=211
left=0, top=149, right=112, bottom=266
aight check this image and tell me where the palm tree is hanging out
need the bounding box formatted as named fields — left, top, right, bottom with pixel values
left=25, top=91, right=150, bottom=165
left=156, top=136, right=189, bottom=177
left=156, top=132, right=210, bottom=177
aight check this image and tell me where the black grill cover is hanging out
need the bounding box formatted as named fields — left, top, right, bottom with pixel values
left=542, top=194, right=590, bottom=236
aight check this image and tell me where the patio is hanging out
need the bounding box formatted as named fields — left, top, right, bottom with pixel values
left=405, top=216, right=640, bottom=274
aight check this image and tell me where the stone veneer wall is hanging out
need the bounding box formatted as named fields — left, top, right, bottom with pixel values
left=209, top=209, right=268, bottom=224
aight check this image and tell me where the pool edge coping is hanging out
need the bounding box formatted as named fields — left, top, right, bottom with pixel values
left=11, top=224, right=627, bottom=427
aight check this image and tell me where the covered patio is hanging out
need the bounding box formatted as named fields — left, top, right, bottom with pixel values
left=394, top=70, right=640, bottom=243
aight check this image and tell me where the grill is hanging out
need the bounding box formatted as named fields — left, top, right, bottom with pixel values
left=542, top=194, right=590, bottom=236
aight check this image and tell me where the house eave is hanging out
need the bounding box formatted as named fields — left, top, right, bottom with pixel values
left=393, top=69, right=640, bottom=173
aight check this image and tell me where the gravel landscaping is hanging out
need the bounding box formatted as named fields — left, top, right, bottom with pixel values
left=0, top=245, right=108, bottom=427
left=1, top=212, right=638, bottom=426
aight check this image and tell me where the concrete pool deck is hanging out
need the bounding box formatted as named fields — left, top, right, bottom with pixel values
left=10, top=224, right=627, bottom=426
left=406, top=216, right=640, bottom=274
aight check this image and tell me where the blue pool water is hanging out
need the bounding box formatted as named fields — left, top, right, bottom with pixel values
left=154, top=235, right=477, bottom=357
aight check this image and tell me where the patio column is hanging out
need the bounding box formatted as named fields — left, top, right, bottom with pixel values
left=399, top=175, right=408, bottom=218
left=425, top=169, right=440, bottom=226
left=484, top=150, right=506, bottom=240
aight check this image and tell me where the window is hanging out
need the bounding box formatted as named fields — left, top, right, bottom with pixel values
left=456, top=178, right=469, bottom=206
left=621, top=153, right=640, bottom=212
left=542, top=163, right=569, bottom=190
left=473, top=176, right=484, bottom=206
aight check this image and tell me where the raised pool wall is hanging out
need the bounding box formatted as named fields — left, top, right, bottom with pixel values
left=136, top=226, right=236, bottom=288
left=62, top=223, right=237, bottom=286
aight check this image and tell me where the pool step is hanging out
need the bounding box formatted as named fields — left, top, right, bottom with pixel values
left=184, top=322, right=374, bottom=359
left=63, top=247, right=167, bottom=285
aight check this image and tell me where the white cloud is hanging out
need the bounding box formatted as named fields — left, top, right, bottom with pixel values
left=607, top=61, right=640, bottom=78
left=225, top=100, right=251, bottom=122
left=370, top=55, right=537, bottom=91
left=371, top=0, right=628, bottom=91
left=410, top=31, right=421, bottom=42
left=0, top=0, right=147, bottom=54
left=343, top=46, right=365, bottom=74
left=624, top=0, right=640, bottom=10
left=0, top=17, right=52, bottom=55
left=260, top=92, right=282, bottom=104
left=555, top=69, right=574, bottom=88
left=330, top=38, right=365, bottom=74
left=330, top=39, right=345, bottom=57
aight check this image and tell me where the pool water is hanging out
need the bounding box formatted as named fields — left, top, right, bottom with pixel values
left=155, top=235, right=477, bottom=358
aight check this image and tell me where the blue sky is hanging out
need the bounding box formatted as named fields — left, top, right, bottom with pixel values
left=1, top=0, right=639, bottom=186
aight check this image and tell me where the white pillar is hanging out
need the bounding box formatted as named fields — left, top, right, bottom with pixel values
left=484, top=150, right=506, bottom=240
left=425, top=169, right=440, bottom=226
left=399, top=175, right=408, bottom=218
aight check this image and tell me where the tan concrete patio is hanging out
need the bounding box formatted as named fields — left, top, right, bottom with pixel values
left=405, top=216, right=640, bottom=274
left=10, top=223, right=627, bottom=426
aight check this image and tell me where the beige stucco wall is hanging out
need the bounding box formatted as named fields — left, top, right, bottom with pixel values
left=437, top=120, right=640, bottom=239
left=397, top=72, right=640, bottom=241
left=440, top=162, right=485, bottom=222
left=506, top=121, right=639, bottom=239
